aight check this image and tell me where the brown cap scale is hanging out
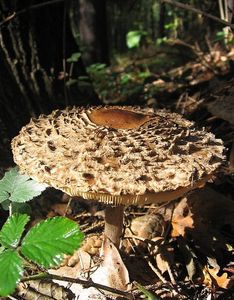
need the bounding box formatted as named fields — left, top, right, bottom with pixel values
left=12, top=106, right=225, bottom=246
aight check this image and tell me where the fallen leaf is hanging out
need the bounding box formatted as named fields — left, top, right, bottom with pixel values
left=78, top=287, right=107, bottom=300
left=49, top=250, right=93, bottom=297
left=155, top=243, right=174, bottom=275
left=79, top=238, right=132, bottom=299
left=203, top=266, right=232, bottom=289
left=177, top=238, right=197, bottom=280
left=91, top=237, right=131, bottom=291
left=124, top=214, right=165, bottom=252
left=18, top=280, right=73, bottom=300
left=171, top=198, right=194, bottom=238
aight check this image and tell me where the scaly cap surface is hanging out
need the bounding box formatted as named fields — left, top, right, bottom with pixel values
left=12, top=106, right=225, bottom=205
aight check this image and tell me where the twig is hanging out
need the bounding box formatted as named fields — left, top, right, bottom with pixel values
left=165, top=261, right=176, bottom=285
left=21, top=272, right=133, bottom=299
left=81, top=221, right=105, bottom=234
left=124, top=235, right=151, bottom=243
left=148, top=261, right=167, bottom=283
left=160, top=0, right=234, bottom=29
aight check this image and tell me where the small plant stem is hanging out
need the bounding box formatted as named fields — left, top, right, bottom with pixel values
left=21, top=272, right=133, bottom=299
left=104, top=205, right=124, bottom=248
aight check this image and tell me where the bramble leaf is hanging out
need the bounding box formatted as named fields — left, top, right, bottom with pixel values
left=0, top=167, right=47, bottom=203
left=0, top=214, right=30, bottom=248
left=0, top=249, right=23, bottom=296
left=1, top=200, right=31, bottom=214
left=21, top=217, right=84, bottom=268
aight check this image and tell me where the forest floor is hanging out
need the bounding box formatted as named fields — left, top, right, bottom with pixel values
left=1, top=39, right=234, bottom=299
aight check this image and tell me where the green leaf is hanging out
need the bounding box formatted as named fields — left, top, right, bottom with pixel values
left=0, top=167, right=47, bottom=203
left=67, top=52, right=81, bottom=63
left=126, top=30, right=145, bottom=49
left=21, top=217, right=84, bottom=268
left=11, top=203, right=32, bottom=214
left=0, top=249, right=23, bottom=296
left=1, top=200, right=31, bottom=213
left=1, top=199, right=10, bottom=210
left=0, top=214, right=30, bottom=248
left=120, top=73, right=132, bottom=85
left=138, top=71, right=151, bottom=79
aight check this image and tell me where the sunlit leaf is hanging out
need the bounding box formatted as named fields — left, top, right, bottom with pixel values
left=0, top=167, right=47, bottom=203
left=0, top=249, right=23, bottom=296
left=0, top=214, right=29, bottom=248
left=21, top=217, right=84, bottom=268
left=203, top=266, right=231, bottom=289
left=126, top=30, right=145, bottom=49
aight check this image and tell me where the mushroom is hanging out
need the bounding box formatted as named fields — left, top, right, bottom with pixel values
left=11, top=106, right=225, bottom=247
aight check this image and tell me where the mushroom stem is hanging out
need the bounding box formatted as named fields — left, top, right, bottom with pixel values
left=104, top=205, right=124, bottom=247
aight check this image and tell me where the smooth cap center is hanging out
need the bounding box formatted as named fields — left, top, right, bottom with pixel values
left=88, top=108, right=151, bottom=129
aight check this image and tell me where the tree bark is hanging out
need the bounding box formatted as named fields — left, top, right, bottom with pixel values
left=71, top=0, right=109, bottom=66
left=159, top=2, right=166, bottom=38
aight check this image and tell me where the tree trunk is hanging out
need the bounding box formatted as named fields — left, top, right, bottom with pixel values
left=159, top=2, right=166, bottom=38
left=70, top=0, right=109, bottom=66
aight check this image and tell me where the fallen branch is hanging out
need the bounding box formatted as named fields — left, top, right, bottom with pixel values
left=21, top=272, right=133, bottom=300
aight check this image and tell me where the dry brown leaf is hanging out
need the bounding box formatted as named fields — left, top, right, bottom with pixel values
left=155, top=253, right=168, bottom=274
left=91, top=237, right=131, bottom=291
left=170, top=187, right=234, bottom=242
left=177, top=238, right=197, bottom=280
left=171, top=215, right=194, bottom=237
left=203, top=267, right=232, bottom=289
left=79, top=238, right=131, bottom=299
left=49, top=250, right=93, bottom=297
left=155, top=243, right=174, bottom=275
left=78, top=287, right=108, bottom=300
left=171, top=215, right=193, bottom=237
left=170, top=197, right=194, bottom=237
left=18, top=281, right=73, bottom=300
left=124, top=214, right=165, bottom=252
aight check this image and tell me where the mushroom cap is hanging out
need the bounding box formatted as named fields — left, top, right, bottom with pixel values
left=11, top=106, right=225, bottom=205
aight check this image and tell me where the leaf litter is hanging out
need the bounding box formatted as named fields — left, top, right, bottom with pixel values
left=31, top=186, right=233, bottom=299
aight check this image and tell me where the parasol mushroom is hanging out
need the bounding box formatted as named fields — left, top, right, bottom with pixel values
left=12, top=106, right=225, bottom=247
